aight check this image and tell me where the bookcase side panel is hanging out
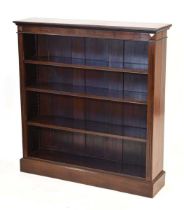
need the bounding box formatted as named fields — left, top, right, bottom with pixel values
left=152, top=37, right=167, bottom=179
left=18, top=31, right=29, bottom=157
left=146, top=33, right=167, bottom=180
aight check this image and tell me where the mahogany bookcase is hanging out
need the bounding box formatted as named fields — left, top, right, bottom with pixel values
left=14, top=18, right=171, bottom=197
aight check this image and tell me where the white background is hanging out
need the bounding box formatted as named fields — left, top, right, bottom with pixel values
left=0, top=0, right=183, bottom=209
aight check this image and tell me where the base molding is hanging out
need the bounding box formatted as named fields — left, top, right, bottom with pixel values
left=20, top=158, right=165, bottom=197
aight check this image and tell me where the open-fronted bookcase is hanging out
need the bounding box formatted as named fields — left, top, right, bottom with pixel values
left=14, top=18, right=171, bottom=197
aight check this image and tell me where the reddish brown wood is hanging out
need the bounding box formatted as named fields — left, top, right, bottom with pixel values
left=20, top=158, right=165, bottom=197
left=18, top=25, right=152, bottom=41
left=14, top=19, right=171, bottom=197
left=146, top=30, right=168, bottom=180
left=14, top=18, right=171, bottom=33
left=151, top=36, right=167, bottom=179
left=27, top=116, right=146, bottom=142
left=26, top=85, right=147, bottom=105
left=18, top=33, right=28, bottom=157
left=146, top=40, right=155, bottom=180
left=24, top=59, right=148, bottom=74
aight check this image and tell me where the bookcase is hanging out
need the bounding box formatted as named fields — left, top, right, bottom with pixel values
left=14, top=18, right=171, bottom=197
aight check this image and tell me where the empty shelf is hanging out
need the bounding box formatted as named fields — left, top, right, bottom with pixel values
left=24, top=58, right=148, bottom=74
left=26, top=83, right=147, bottom=105
left=30, top=149, right=146, bottom=178
left=27, top=116, right=147, bottom=142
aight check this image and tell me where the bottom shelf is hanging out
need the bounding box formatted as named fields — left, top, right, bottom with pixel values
left=30, top=149, right=145, bottom=178
left=28, top=126, right=146, bottom=178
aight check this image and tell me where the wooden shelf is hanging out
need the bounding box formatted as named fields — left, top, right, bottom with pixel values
left=30, top=149, right=145, bottom=178
left=24, top=58, right=148, bottom=75
left=27, top=116, right=147, bottom=142
left=26, top=83, right=147, bottom=105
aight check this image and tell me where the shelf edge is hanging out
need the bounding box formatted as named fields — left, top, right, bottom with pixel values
left=26, top=86, right=147, bottom=105
left=24, top=59, right=148, bottom=75
left=27, top=121, right=147, bottom=143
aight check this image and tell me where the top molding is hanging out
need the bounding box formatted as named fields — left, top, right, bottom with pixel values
left=13, top=18, right=172, bottom=33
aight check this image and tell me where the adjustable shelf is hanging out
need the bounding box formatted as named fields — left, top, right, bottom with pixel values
left=26, top=83, right=147, bottom=104
left=14, top=18, right=171, bottom=197
left=24, top=59, right=148, bottom=74
left=27, top=116, right=147, bottom=142
left=25, top=63, right=148, bottom=104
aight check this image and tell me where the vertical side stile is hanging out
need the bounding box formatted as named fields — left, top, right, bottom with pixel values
left=146, top=38, right=156, bottom=180
left=18, top=28, right=28, bottom=157
left=146, top=31, right=167, bottom=181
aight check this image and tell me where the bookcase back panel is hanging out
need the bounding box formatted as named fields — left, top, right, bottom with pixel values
left=23, top=34, right=148, bottom=71
left=124, top=41, right=148, bottom=69
left=28, top=126, right=146, bottom=177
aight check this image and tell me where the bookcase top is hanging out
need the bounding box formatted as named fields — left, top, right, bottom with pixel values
left=13, top=18, right=171, bottom=33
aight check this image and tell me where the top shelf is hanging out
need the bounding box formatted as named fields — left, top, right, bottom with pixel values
left=23, top=34, right=149, bottom=74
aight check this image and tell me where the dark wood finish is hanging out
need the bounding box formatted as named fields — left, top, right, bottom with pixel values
left=23, top=35, right=148, bottom=73
left=18, top=25, right=152, bottom=41
left=18, top=33, right=29, bottom=157
left=27, top=116, right=146, bottom=142
left=26, top=84, right=147, bottom=104
left=25, top=64, right=147, bottom=104
left=24, top=59, right=148, bottom=74
left=27, top=127, right=146, bottom=177
left=20, top=158, right=165, bottom=197
left=14, top=18, right=171, bottom=33
left=150, top=35, right=167, bottom=180
left=14, top=19, right=171, bottom=197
